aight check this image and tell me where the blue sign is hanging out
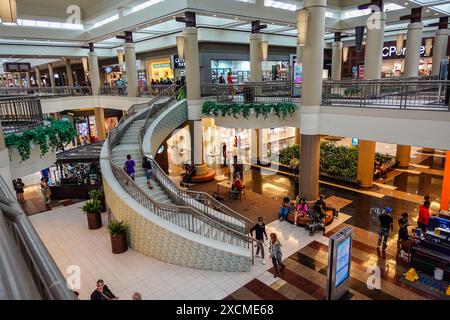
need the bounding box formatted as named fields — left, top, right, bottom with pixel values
left=335, top=237, right=351, bottom=287
left=352, top=138, right=359, bottom=146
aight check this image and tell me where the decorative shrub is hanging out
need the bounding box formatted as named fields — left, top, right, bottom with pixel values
left=107, top=220, right=127, bottom=237
left=343, top=87, right=361, bottom=97
left=88, top=189, right=105, bottom=201
left=277, top=142, right=393, bottom=179
left=176, top=86, right=187, bottom=100
left=81, top=200, right=102, bottom=214
left=4, top=119, right=76, bottom=161
left=202, top=101, right=296, bottom=120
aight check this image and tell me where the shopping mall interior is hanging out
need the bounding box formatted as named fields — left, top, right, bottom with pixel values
left=0, top=0, right=450, bottom=303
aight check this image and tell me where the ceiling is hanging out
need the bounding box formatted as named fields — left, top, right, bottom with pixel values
left=0, top=0, right=448, bottom=68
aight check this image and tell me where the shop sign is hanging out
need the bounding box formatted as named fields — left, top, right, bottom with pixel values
left=382, top=45, right=426, bottom=58
left=3, top=62, right=31, bottom=72
left=171, top=55, right=186, bottom=69
left=152, top=62, right=171, bottom=69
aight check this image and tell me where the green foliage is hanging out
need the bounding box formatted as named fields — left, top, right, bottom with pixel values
left=343, top=87, right=361, bottom=97
left=176, top=86, right=186, bottom=100
left=202, top=101, right=296, bottom=120
left=107, top=220, right=127, bottom=236
left=81, top=200, right=102, bottom=214
left=88, top=189, right=105, bottom=201
left=278, top=142, right=393, bottom=179
left=4, top=119, right=76, bottom=162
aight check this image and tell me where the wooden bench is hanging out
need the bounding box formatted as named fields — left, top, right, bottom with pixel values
left=286, top=209, right=334, bottom=226
left=181, top=169, right=216, bottom=183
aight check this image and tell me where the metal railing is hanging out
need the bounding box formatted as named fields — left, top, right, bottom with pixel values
left=0, top=96, right=44, bottom=133
left=214, top=81, right=301, bottom=103
left=106, top=86, right=255, bottom=261
left=0, top=86, right=92, bottom=97
left=322, top=80, right=450, bottom=110
left=0, top=175, right=75, bottom=300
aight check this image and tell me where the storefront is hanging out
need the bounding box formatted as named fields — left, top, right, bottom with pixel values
left=147, top=58, right=174, bottom=82
left=102, top=64, right=122, bottom=85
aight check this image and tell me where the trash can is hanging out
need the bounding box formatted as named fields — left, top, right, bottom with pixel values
left=434, top=268, right=444, bottom=281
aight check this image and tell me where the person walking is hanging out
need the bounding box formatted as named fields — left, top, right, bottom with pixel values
left=250, top=217, right=268, bottom=265
left=269, top=233, right=285, bottom=278
left=90, top=279, right=118, bottom=300
left=418, top=200, right=432, bottom=234
left=40, top=177, right=51, bottom=204
left=232, top=143, right=238, bottom=165
left=222, top=142, right=227, bottom=166
left=124, top=154, right=136, bottom=181
left=132, top=292, right=142, bottom=300
left=142, top=156, right=154, bottom=189
left=398, top=212, right=410, bottom=242
left=14, top=178, right=25, bottom=203
left=377, top=207, right=394, bottom=250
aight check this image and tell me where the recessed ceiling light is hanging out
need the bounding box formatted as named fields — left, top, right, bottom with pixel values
left=234, top=17, right=238, bottom=20
left=287, top=24, right=290, bottom=27
left=213, top=14, right=216, bottom=17
left=435, top=13, right=439, bottom=15
left=404, top=2, right=408, bottom=5
left=158, top=20, right=162, bottom=23
left=426, top=9, right=430, bottom=13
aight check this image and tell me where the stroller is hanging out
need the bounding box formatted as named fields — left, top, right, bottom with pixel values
left=305, top=209, right=326, bottom=236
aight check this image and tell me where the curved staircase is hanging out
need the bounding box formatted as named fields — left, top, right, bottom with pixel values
left=102, top=86, right=255, bottom=272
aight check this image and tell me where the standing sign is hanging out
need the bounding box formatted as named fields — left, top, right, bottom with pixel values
left=327, top=226, right=353, bottom=300
left=171, top=55, right=186, bottom=69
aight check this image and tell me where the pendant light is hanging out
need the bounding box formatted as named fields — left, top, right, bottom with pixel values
left=0, top=0, right=17, bottom=24
left=343, top=47, right=349, bottom=63
left=261, top=41, right=268, bottom=61
left=297, top=9, right=308, bottom=46
left=425, top=38, right=433, bottom=57
left=396, top=34, right=404, bottom=55
left=176, top=36, right=185, bottom=59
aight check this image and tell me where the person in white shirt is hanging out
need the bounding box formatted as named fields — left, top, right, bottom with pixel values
left=233, top=144, right=238, bottom=164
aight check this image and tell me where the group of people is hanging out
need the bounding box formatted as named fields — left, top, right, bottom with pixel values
left=123, top=155, right=154, bottom=189
left=181, top=163, right=197, bottom=185
left=73, top=279, right=141, bottom=300
left=230, top=172, right=245, bottom=199
left=278, top=194, right=338, bottom=225
left=250, top=217, right=285, bottom=277
left=376, top=196, right=436, bottom=250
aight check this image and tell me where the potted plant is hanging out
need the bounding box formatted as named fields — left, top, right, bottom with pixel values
left=107, top=220, right=128, bottom=254
left=82, top=200, right=102, bottom=230
left=88, top=189, right=106, bottom=212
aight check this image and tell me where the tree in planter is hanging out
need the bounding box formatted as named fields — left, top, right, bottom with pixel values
left=88, top=189, right=106, bottom=212
left=107, top=220, right=128, bottom=254
left=81, top=200, right=102, bottom=230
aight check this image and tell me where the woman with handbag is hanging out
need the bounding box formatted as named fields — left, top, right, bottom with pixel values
left=269, top=233, right=285, bottom=278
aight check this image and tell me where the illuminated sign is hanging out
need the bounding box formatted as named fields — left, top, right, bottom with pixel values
left=171, top=55, right=186, bottom=69
left=382, top=45, right=426, bottom=58
left=335, top=237, right=351, bottom=287
left=3, top=62, right=32, bottom=72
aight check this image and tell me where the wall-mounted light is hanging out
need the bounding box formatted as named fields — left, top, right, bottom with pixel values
left=343, top=47, right=349, bottom=63
left=297, top=9, right=308, bottom=46
left=176, top=36, right=185, bottom=59
left=0, top=0, right=17, bottom=24
left=425, top=38, right=433, bottom=56
left=261, top=41, right=268, bottom=61
left=396, top=34, right=404, bottom=55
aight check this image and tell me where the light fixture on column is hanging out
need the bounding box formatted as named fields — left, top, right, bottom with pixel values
left=296, top=9, right=308, bottom=46
left=82, top=57, right=89, bottom=74
left=343, top=47, right=349, bottom=63
left=425, top=38, right=433, bottom=56
left=261, top=41, right=268, bottom=61
left=396, top=34, right=404, bottom=55
left=117, top=49, right=124, bottom=71
left=176, top=36, right=185, bottom=59
left=0, top=0, right=17, bottom=24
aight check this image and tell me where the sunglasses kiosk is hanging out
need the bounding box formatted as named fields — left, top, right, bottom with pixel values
left=327, top=226, right=354, bottom=300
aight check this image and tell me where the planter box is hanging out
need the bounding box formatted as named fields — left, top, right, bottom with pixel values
left=110, top=233, right=128, bottom=254
left=87, top=212, right=102, bottom=230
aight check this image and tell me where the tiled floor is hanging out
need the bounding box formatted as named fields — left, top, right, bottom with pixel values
left=29, top=202, right=351, bottom=300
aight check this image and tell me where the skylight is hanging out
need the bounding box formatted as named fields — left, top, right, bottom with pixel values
left=264, top=0, right=296, bottom=11
left=92, top=14, right=119, bottom=29
left=342, top=2, right=405, bottom=19
left=0, top=18, right=83, bottom=30
left=127, top=0, right=164, bottom=15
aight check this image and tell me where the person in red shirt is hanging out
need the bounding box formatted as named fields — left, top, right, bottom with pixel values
left=418, top=200, right=431, bottom=233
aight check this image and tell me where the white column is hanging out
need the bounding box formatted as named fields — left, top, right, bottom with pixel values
left=88, top=52, right=101, bottom=95
left=299, top=0, right=326, bottom=202
left=0, top=123, right=13, bottom=193
left=65, top=58, right=74, bottom=87
left=35, top=67, right=42, bottom=88
left=183, top=27, right=201, bottom=102
left=250, top=33, right=263, bottom=82
left=364, top=12, right=386, bottom=80
left=301, top=0, right=326, bottom=107
left=404, top=22, right=424, bottom=77
left=48, top=63, right=56, bottom=89
left=124, top=42, right=138, bottom=97
left=331, top=41, right=343, bottom=81
left=25, top=72, right=31, bottom=88
left=432, top=28, right=449, bottom=76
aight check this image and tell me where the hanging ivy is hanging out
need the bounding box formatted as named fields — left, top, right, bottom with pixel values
left=5, top=119, right=76, bottom=162
left=202, top=101, right=296, bottom=120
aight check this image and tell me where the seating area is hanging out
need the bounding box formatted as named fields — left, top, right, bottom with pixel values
left=286, top=209, right=334, bottom=227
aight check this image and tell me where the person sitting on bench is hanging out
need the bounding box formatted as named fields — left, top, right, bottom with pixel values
left=278, top=197, right=291, bottom=221
left=230, top=175, right=244, bottom=199
left=181, top=163, right=196, bottom=185
left=316, top=194, right=338, bottom=218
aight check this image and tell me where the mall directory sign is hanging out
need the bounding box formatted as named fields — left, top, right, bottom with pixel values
left=327, top=226, right=353, bottom=300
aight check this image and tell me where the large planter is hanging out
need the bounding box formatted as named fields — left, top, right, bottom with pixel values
left=110, top=233, right=128, bottom=254
left=87, top=212, right=102, bottom=230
